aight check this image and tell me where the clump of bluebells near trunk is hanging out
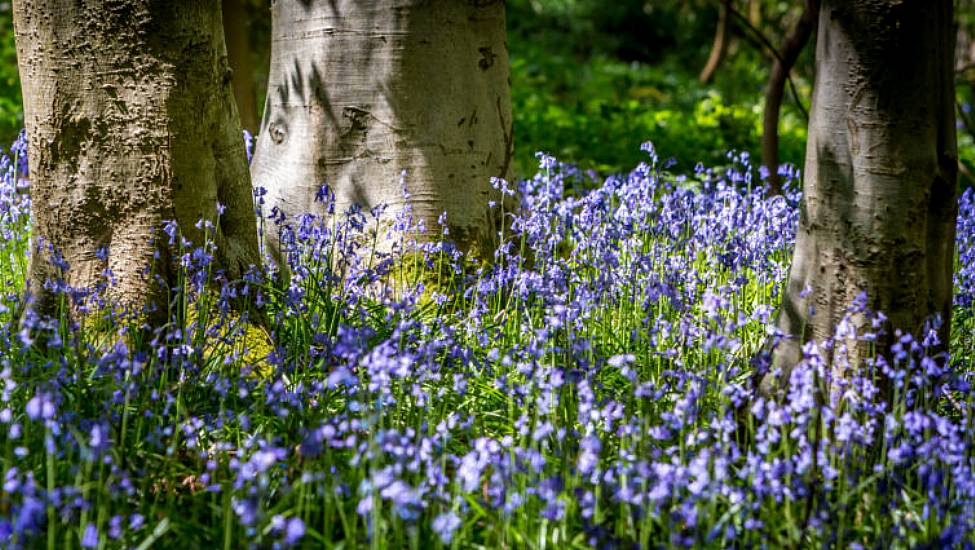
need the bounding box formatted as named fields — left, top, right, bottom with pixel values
left=0, top=135, right=974, bottom=549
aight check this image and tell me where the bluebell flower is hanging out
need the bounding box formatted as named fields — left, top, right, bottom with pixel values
left=80, top=524, right=98, bottom=548
left=432, top=511, right=461, bottom=543
left=283, top=517, right=305, bottom=545
left=25, top=391, right=55, bottom=421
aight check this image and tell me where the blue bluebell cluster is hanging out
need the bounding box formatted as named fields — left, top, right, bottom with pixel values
left=0, top=137, right=972, bottom=548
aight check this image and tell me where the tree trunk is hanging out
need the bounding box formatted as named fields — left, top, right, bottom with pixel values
left=749, top=0, right=762, bottom=27
left=768, top=0, right=957, bottom=392
left=761, top=0, right=818, bottom=195
left=14, top=0, right=260, bottom=315
left=250, top=0, right=512, bottom=259
left=699, top=0, right=731, bottom=84
left=223, top=0, right=260, bottom=134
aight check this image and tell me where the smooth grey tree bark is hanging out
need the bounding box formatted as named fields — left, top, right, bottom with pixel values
left=250, top=0, right=512, bottom=258
left=769, top=0, right=957, bottom=391
left=14, top=0, right=260, bottom=314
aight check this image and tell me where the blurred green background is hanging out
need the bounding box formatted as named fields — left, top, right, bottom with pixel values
left=506, top=0, right=811, bottom=176
left=2, top=1, right=975, bottom=182
left=0, top=5, right=19, bottom=147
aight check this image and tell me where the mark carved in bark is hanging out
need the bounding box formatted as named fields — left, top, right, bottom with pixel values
left=478, top=46, right=497, bottom=70
left=269, top=122, right=286, bottom=144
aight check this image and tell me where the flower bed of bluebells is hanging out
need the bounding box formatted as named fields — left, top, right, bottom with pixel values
left=0, top=132, right=974, bottom=549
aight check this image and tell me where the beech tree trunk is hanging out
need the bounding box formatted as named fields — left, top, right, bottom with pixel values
left=14, top=1, right=260, bottom=314
left=250, top=0, right=513, bottom=258
left=749, top=0, right=762, bottom=27
left=769, top=0, right=957, bottom=390
left=222, top=0, right=260, bottom=134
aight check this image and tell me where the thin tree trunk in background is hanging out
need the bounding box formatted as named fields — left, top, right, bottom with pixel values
left=14, top=0, right=260, bottom=315
left=223, top=0, right=259, bottom=134
left=251, top=0, right=271, bottom=132
left=699, top=0, right=731, bottom=83
left=762, top=0, right=818, bottom=195
left=250, top=0, right=512, bottom=260
left=768, top=0, right=957, bottom=393
left=749, top=0, right=762, bottom=26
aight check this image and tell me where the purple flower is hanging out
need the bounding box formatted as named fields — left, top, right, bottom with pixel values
left=129, top=514, right=145, bottom=531
left=14, top=496, right=44, bottom=536
left=607, top=354, right=635, bottom=368
left=243, top=129, right=254, bottom=163
left=25, top=392, right=55, bottom=421
left=81, top=524, right=98, bottom=548
left=432, top=511, right=461, bottom=544
left=232, top=497, right=259, bottom=526
left=108, top=515, right=123, bottom=540
left=577, top=435, right=601, bottom=476
left=284, top=517, right=305, bottom=545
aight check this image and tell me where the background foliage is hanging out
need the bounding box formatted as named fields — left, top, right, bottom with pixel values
left=0, top=5, right=20, bottom=146
left=3, top=0, right=975, bottom=182
left=0, top=1, right=816, bottom=177
left=506, top=0, right=811, bottom=176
